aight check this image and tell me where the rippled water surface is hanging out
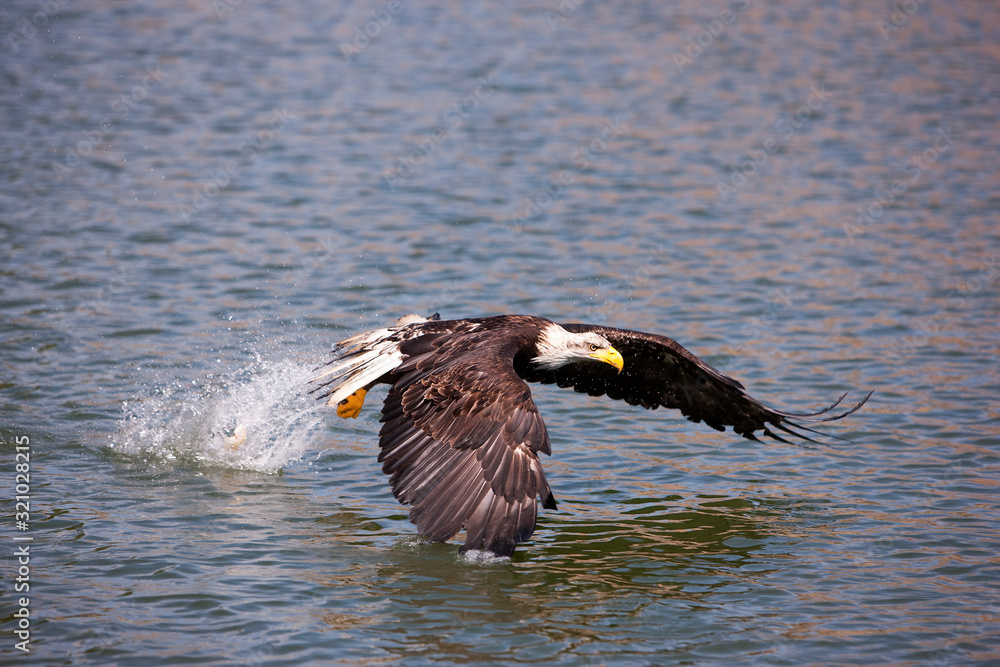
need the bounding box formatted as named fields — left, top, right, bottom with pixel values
left=2, top=1, right=999, bottom=665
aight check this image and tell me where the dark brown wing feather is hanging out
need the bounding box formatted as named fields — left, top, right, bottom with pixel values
left=377, top=322, right=557, bottom=557
left=522, top=323, right=872, bottom=444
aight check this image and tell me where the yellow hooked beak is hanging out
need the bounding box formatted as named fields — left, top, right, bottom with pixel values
left=589, top=345, right=624, bottom=372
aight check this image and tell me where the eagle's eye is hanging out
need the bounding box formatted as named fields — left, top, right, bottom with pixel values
left=588, top=343, right=600, bottom=352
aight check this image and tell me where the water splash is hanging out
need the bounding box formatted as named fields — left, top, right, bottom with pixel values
left=111, top=352, right=331, bottom=473
left=458, top=549, right=511, bottom=566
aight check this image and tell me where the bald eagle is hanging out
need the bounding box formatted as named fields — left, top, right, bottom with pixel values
left=310, top=313, right=870, bottom=558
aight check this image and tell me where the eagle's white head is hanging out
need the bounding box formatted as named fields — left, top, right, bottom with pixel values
left=532, top=323, right=624, bottom=372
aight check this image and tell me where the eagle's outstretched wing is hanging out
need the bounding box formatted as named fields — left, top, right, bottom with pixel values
left=377, top=327, right=557, bottom=557
left=523, top=323, right=872, bottom=444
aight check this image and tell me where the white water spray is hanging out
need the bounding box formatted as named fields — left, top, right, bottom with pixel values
left=111, top=352, right=333, bottom=473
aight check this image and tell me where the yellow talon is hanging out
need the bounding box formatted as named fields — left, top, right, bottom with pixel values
left=337, top=388, right=367, bottom=419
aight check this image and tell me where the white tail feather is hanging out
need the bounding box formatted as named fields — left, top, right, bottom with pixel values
left=323, top=346, right=403, bottom=406
left=311, top=314, right=433, bottom=407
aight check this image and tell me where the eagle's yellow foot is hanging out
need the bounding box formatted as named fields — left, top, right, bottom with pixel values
left=337, top=388, right=367, bottom=419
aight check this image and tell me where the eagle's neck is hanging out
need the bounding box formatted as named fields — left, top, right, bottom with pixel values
left=531, top=322, right=581, bottom=370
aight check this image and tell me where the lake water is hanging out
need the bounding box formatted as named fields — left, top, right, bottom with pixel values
left=2, top=1, right=999, bottom=665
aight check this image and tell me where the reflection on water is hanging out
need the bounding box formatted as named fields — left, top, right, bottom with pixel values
left=316, top=499, right=786, bottom=664
left=1, top=0, right=999, bottom=664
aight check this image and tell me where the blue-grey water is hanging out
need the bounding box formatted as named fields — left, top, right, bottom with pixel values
left=2, top=1, right=999, bottom=665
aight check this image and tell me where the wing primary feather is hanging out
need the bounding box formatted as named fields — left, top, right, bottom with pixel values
left=775, top=420, right=848, bottom=444
left=461, top=489, right=499, bottom=553
left=762, top=426, right=820, bottom=449
left=774, top=392, right=850, bottom=418
left=771, top=391, right=873, bottom=421
left=771, top=422, right=822, bottom=445
left=410, top=450, right=485, bottom=541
